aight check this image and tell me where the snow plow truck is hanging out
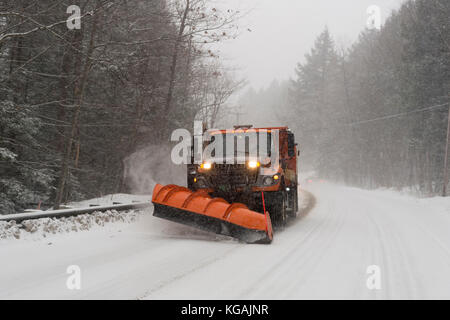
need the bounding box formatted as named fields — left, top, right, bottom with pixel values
left=152, top=125, right=299, bottom=244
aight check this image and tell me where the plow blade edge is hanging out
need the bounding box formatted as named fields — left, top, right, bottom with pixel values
left=152, top=184, right=273, bottom=244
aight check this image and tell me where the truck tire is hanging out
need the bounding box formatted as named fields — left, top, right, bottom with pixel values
left=269, top=191, right=287, bottom=229
left=279, top=191, right=288, bottom=228
left=287, top=187, right=298, bottom=218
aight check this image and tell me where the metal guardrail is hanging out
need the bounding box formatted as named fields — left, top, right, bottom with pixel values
left=0, top=202, right=152, bottom=223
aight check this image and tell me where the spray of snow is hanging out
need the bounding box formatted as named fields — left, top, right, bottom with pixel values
left=123, top=145, right=186, bottom=194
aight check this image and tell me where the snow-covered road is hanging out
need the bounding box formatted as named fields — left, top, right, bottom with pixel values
left=1, top=183, right=450, bottom=299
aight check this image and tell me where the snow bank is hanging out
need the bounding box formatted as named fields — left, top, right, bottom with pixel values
left=68, top=193, right=152, bottom=208
left=0, top=209, right=144, bottom=241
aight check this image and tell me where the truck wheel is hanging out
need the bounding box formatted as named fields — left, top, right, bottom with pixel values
left=265, top=189, right=288, bottom=230
left=287, top=187, right=298, bottom=218
left=279, top=192, right=288, bottom=228
left=271, top=191, right=287, bottom=229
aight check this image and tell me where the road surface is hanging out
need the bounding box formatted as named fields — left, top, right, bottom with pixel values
left=1, top=182, right=450, bottom=299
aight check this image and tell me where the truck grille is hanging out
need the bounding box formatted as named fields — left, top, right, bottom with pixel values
left=208, top=164, right=258, bottom=185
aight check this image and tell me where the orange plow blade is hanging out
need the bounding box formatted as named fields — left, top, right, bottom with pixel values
left=152, top=184, right=273, bottom=244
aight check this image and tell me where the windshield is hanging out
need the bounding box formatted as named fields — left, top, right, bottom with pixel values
left=204, top=132, right=272, bottom=161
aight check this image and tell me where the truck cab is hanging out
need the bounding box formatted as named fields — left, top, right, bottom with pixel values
left=188, top=125, right=299, bottom=227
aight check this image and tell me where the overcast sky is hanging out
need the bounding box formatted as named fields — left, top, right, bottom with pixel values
left=215, top=0, right=407, bottom=90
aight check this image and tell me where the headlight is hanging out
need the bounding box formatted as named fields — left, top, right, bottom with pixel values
left=201, top=162, right=212, bottom=170
left=248, top=161, right=260, bottom=169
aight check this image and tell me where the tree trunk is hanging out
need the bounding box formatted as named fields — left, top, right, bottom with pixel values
left=163, top=0, right=190, bottom=126
left=54, top=6, right=100, bottom=209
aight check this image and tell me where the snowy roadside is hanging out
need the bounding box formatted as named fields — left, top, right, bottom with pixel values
left=67, top=194, right=152, bottom=208
left=336, top=184, right=450, bottom=215
left=0, top=193, right=152, bottom=242
left=301, top=178, right=450, bottom=216
left=0, top=209, right=149, bottom=241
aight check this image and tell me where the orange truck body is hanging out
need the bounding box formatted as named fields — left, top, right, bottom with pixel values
left=152, top=126, right=299, bottom=244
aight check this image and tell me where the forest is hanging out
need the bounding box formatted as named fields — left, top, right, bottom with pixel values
left=240, top=0, right=449, bottom=197
left=0, top=0, right=241, bottom=214
left=0, top=0, right=449, bottom=215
